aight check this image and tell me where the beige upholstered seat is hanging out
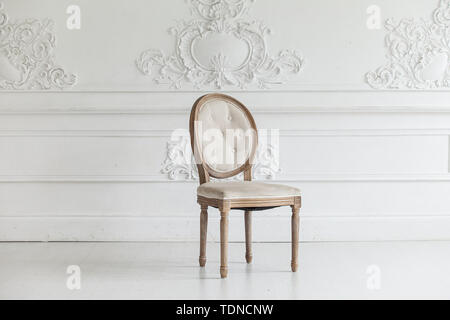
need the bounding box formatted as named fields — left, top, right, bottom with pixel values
left=198, top=181, right=301, bottom=200
left=190, top=93, right=301, bottom=278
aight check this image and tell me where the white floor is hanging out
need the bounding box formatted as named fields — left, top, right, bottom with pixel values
left=0, top=241, right=449, bottom=299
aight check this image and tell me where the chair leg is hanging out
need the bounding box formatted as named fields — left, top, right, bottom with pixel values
left=291, top=205, right=300, bottom=272
left=244, top=211, right=252, bottom=263
left=199, top=205, right=208, bottom=267
left=291, top=206, right=300, bottom=272
left=220, top=208, right=230, bottom=278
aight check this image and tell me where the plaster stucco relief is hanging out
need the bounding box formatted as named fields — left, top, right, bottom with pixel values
left=136, top=0, right=303, bottom=90
left=0, top=3, right=76, bottom=90
left=367, top=0, right=450, bottom=89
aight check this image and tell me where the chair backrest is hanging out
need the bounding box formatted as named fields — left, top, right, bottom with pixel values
left=189, top=94, right=258, bottom=184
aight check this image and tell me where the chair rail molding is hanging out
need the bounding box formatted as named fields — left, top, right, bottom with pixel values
left=0, top=3, right=77, bottom=90
left=135, top=0, right=304, bottom=90
left=366, top=0, right=450, bottom=90
left=161, top=131, right=280, bottom=180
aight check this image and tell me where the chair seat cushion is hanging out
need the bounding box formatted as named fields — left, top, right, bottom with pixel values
left=197, top=181, right=301, bottom=200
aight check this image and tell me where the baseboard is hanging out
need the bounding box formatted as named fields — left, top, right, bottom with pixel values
left=1, top=216, right=449, bottom=242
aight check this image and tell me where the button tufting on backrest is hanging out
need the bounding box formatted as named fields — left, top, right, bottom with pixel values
left=196, top=98, right=255, bottom=173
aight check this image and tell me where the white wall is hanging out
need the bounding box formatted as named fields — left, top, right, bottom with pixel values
left=1, top=0, right=450, bottom=241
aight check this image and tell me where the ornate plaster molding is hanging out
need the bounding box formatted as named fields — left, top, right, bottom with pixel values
left=252, top=139, right=280, bottom=179
left=161, top=134, right=199, bottom=180
left=366, top=0, right=450, bottom=89
left=0, top=3, right=77, bottom=90
left=136, top=0, right=303, bottom=90
left=161, top=133, right=280, bottom=181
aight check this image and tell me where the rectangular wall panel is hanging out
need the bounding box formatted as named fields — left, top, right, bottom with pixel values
left=2, top=181, right=450, bottom=217
left=0, top=135, right=447, bottom=176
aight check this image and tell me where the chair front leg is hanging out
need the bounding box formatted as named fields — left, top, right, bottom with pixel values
left=199, top=205, right=208, bottom=267
left=291, top=204, right=300, bottom=272
left=220, top=205, right=230, bottom=278
left=244, top=210, right=252, bottom=263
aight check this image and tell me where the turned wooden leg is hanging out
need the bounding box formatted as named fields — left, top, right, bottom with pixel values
left=245, top=211, right=252, bottom=263
left=220, top=206, right=230, bottom=278
left=198, top=205, right=208, bottom=267
left=199, top=205, right=208, bottom=267
left=291, top=204, right=300, bottom=272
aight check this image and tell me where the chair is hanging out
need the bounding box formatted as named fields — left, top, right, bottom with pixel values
left=189, top=93, right=301, bottom=278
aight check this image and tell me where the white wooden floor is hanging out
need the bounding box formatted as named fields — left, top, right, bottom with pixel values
left=0, top=241, right=449, bottom=299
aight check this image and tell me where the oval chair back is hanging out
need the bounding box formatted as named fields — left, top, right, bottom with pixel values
left=189, top=93, right=258, bottom=184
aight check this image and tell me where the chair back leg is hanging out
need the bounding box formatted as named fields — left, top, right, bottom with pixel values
left=199, top=205, right=208, bottom=267
left=244, top=211, right=253, bottom=263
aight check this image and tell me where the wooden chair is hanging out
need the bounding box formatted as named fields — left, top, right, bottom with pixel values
left=189, top=93, right=301, bottom=278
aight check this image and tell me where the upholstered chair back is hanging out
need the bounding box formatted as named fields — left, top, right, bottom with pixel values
left=190, top=94, right=258, bottom=182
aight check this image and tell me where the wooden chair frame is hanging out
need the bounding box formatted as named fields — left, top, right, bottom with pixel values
left=189, top=93, right=301, bottom=278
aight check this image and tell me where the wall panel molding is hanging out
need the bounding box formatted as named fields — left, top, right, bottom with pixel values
left=1, top=173, right=450, bottom=183
left=0, top=128, right=449, bottom=137
left=1, top=0, right=450, bottom=242
left=4, top=91, right=450, bottom=112
left=5, top=106, right=450, bottom=115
